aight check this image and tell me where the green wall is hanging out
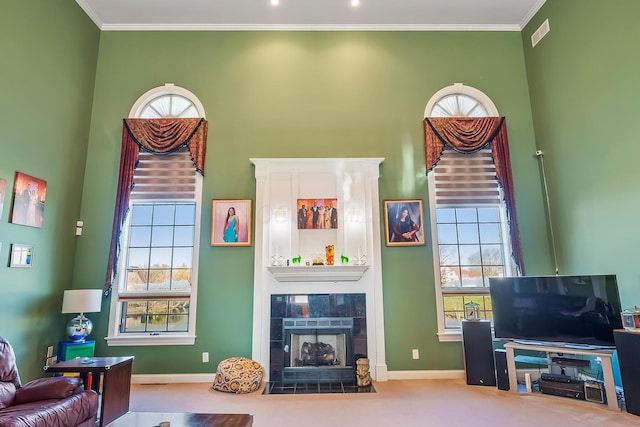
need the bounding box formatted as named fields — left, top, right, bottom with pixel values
left=5, top=0, right=636, bottom=381
left=2, top=0, right=563, bottom=379
left=78, top=30, right=546, bottom=374
left=522, top=0, right=640, bottom=305
left=0, top=0, right=99, bottom=381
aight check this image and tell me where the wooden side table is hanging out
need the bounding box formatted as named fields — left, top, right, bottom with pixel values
left=45, top=356, right=134, bottom=426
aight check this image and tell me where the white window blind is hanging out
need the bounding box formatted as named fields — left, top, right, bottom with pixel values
left=432, top=146, right=501, bottom=206
left=131, top=147, right=197, bottom=201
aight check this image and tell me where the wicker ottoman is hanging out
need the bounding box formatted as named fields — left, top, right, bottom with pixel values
left=212, top=357, right=264, bottom=394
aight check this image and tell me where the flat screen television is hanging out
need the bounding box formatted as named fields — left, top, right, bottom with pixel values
left=489, top=275, right=623, bottom=347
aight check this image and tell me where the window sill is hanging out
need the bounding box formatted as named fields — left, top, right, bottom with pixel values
left=437, top=330, right=462, bottom=342
left=106, top=334, right=196, bottom=346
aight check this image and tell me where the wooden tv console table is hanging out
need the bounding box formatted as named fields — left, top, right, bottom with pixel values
left=503, top=341, right=618, bottom=410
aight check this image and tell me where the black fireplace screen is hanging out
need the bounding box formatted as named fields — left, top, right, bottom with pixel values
left=282, top=317, right=354, bottom=384
left=291, top=333, right=345, bottom=367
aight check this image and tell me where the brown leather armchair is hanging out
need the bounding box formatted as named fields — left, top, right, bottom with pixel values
left=0, top=337, right=98, bottom=427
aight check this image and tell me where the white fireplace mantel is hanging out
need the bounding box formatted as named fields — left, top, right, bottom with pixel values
left=267, top=265, right=369, bottom=282
left=250, top=158, right=388, bottom=382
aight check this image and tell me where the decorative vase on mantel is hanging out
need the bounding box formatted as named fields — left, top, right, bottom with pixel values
left=325, top=245, right=334, bottom=266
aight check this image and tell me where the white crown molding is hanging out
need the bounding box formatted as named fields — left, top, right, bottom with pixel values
left=75, top=0, right=104, bottom=29
left=519, top=0, right=548, bottom=30
left=77, top=0, right=543, bottom=32
left=98, top=23, right=523, bottom=32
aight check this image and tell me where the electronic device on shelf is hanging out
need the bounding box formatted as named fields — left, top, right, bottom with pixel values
left=584, top=380, right=605, bottom=404
left=550, top=356, right=591, bottom=368
left=539, top=377, right=585, bottom=400
left=489, top=275, right=623, bottom=347
left=540, top=373, right=573, bottom=383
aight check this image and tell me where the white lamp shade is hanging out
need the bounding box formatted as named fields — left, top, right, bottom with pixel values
left=61, top=289, right=102, bottom=314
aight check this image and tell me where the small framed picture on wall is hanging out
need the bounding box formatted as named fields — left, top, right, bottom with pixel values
left=211, top=199, right=252, bottom=246
left=9, top=244, right=33, bottom=268
left=383, top=199, right=425, bottom=246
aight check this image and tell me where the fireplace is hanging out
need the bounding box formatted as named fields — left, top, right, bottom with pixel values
left=251, top=158, right=388, bottom=388
left=269, top=294, right=367, bottom=390
left=283, top=317, right=354, bottom=384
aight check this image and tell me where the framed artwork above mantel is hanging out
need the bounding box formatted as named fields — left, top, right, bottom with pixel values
left=297, top=198, right=338, bottom=230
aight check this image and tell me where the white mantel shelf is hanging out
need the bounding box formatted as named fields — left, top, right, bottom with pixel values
left=267, top=265, right=369, bottom=282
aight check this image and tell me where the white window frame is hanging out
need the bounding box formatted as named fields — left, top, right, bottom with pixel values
left=425, top=83, right=516, bottom=342
left=106, top=84, right=205, bottom=346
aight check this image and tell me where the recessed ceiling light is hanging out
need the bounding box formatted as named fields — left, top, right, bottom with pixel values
left=271, top=0, right=279, bottom=6
left=351, top=0, right=360, bottom=6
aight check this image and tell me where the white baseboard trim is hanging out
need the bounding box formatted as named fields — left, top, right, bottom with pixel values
left=132, top=373, right=216, bottom=384
left=387, top=370, right=465, bottom=380
left=132, top=370, right=466, bottom=384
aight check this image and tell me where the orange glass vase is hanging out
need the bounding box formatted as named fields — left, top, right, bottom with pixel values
left=325, top=245, right=334, bottom=266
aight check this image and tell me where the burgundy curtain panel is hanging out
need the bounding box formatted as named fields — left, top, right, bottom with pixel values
left=423, top=117, right=525, bottom=274
left=104, top=118, right=208, bottom=295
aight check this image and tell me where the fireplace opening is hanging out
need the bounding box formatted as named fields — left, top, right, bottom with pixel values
left=266, top=293, right=373, bottom=394
left=290, top=333, right=345, bottom=367
left=282, top=318, right=354, bottom=384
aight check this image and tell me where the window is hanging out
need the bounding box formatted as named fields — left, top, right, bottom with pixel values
left=425, top=84, right=517, bottom=342
left=106, top=84, right=204, bottom=346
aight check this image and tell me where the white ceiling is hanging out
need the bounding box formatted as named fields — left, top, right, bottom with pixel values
left=76, top=0, right=547, bottom=31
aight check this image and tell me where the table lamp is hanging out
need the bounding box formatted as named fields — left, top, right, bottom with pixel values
left=61, top=289, right=102, bottom=341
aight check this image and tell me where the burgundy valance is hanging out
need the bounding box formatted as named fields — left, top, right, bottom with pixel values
left=123, top=118, right=207, bottom=173
left=104, top=118, right=208, bottom=295
left=423, top=117, right=524, bottom=274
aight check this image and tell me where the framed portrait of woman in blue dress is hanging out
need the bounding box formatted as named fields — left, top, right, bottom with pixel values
left=211, top=199, right=252, bottom=246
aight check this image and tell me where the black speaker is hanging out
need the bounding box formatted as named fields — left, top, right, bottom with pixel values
left=461, top=320, right=496, bottom=386
left=494, top=348, right=510, bottom=391
left=614, top=330, right=640, bottom=415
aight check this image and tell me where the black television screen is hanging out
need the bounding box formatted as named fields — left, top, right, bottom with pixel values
left=489, top=275, right=623, bottom=347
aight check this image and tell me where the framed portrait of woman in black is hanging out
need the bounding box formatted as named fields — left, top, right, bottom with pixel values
left=383, top=199, right=425, bottom=246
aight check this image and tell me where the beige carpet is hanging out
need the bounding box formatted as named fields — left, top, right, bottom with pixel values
left=128, top=379, right=639, bottom=427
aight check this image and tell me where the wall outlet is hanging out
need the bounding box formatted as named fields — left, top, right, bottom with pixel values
left=202, top=352, right=209, bottom=363
left=412, top=349, right=419, bottom=360
left=75, top=220, right=84, bottom=236
left=47, top=346, right=54, bottom=358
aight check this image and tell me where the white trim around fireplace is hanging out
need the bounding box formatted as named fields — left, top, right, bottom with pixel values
left=250, top=158, right=388, bottom=382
